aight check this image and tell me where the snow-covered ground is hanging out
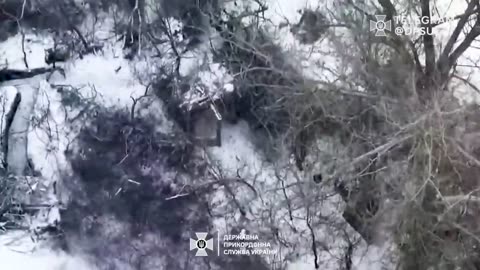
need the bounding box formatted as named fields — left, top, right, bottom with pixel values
left=0, top=26, right=370, bottom=270
left=0, top=232, right=93, bottom=270
left=1, top=0, right=480, bottom=269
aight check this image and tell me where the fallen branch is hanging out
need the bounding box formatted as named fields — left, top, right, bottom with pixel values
left=1, top=92, right=21, bottom=169
left=328, top=134, right=413, bottom=182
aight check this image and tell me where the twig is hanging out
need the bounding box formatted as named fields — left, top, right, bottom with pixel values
left=306, top=210, right=319, bottom=269
left=20, top=29, right=28, bottom=69
left=275, top=170, right=294, bottom=221
left=165, top=193, right=190, bottom=200
left=452, top=74, right=480, bottom=94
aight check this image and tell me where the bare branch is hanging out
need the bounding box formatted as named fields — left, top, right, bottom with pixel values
left=437, top=0, right=479, bottom=77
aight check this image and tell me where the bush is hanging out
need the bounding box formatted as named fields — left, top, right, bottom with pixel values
left=57, top=107, right=215, bottom=268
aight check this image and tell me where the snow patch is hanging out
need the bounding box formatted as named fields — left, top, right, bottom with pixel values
left=0, top=33, right=53, bottom=70
left=0, top=232, right=94, bottom=270
left=50, top=44, right=146, bottom=108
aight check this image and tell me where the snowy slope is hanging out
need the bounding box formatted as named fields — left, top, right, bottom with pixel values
left=1, top=0, right=480, bottom=269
